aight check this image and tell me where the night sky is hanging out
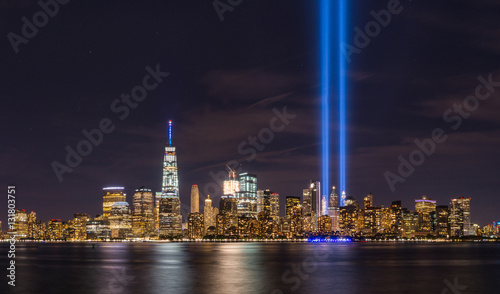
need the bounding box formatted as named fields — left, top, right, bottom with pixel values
left=1, top=0, right=499, bottom=228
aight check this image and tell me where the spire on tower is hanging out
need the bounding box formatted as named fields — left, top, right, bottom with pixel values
left=168, top=120, right=172, bottom=146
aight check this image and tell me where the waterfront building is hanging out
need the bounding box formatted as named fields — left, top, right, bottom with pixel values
left=236, top=173, right=258, bottom=217
left=132, top=186, right=155, bottom=237
left=159, top=120, right=182, bottom=237
left=102, top=187, right=126, bottom=219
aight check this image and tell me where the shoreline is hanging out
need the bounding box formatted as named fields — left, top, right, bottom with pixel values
left=1, top=238, right=498, bottom=244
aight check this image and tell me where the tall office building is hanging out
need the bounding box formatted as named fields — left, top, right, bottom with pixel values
left=435, top=205, right=450, bottom=237
left=340, top=190, right=347, bottom=208
left=236, top=173, right=257, bottom=217
left=286, top=197, right=303, bottom=236
left=302, top=189, right=312, bottom=216
left=191, top=184, right=200, bottom=213
left=72, top=213, right=89, bottom=241
left=257, top=189, right=279, bottom=223
left=102, top=187, right=126, bottom=219
left=47, top=219, right=63, bottom=240
left=450, top=197, right=472, bottom=237
left=286, top=196, right=301, bottom=216
left=309, top=180, right=322, bottom=217
left=415, top=195, right=437, bottom=233
left=187, top=213, right=204, bottom=239
left=204, top=195, right=218, bottom=233
left=302, top=188, right=313, bottom=232
left=219, top=195, right=238, bottom=236
left=402, top=210, right=419, bottom=238
left=390, top=201, right=403, bottom=236
left=155, top=192, right=161, bottom=231
left=223, top=167, right=240, bottom=196
left=159, top=120, right=182, bottom=237
left=109, top=202, right=133, bottom=239
left=364, top=193, right=374, bottom=209
left=328, top=187, right=340, bottom=232
left=13, top=209, right=28, bottom=238
left=132, top=186, right=155, bottom=237
left=27, top=211, right=37, bottom=239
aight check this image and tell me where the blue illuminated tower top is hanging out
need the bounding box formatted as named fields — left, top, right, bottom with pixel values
left=168, top=120, right=173, bottom=146
left=162, top=119, right=179, bottom=198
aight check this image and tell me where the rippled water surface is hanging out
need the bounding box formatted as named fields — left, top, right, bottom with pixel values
left=1, top=242, right=499, bottom=294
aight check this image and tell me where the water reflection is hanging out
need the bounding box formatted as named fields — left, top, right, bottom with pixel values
left=0, top=242, right=499, bottom=294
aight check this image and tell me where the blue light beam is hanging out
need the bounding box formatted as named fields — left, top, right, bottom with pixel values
left=320, top=0, right=331, bottom=199
left=338, top=0, right=347, bottom=198
left=321, top=0, right=347, bottom=204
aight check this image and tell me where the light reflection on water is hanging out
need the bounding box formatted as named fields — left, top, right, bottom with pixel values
left=1, top=242, right=499, bottom=294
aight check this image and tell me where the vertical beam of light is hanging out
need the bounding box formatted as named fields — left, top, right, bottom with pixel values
left=338, top=0, right=347, bottom=205
left=320, top=0, right=331, bottom=200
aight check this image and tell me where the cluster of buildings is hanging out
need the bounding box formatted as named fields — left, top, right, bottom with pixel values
left=3, top=121, right=499, bottom=241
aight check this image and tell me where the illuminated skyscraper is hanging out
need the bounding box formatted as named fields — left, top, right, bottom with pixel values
left=28, top=211, right=36, bottom=239
left=132, top=186, right=155, bottom=237
left=328, top=187, right=339, bottom=232
left=13, top=209, right=28, bottom=238
left=450, top=197, right=472, bottom=237
left=155, top=192, right=161, bottom=231
left=364, top=193, right=374, bottom=209
left=415, top=195, right=437, bottom=233
left=190, top=184, right=200, bottom=213
left=284, top=196, right=303, bottom=236
left=435, top=205, right=450, bottom=237
left=286, top=196, right=301, bottom=216
left=219, top=195, right=238, bottom=236
left=102, top=187, right=126, bottom=219
left=236, top=173, right=258, bottom=217
left=402, top=210, right=419, bottom=238
left=223, top=166, right=240, bottom=196
left=187, top=213, right=204, bottom=239
left=204, top=195, right=218, bottom=233
left=72, top=213, right=89, bottom=241
left=109, top=202, right=133, bottom=239
left=340, top=190, right=346, bottom=207
left=47, top=219, right=63, bottom=240
left=310, top=180, right=321, bottom=217
left=257, top=189, right=279, bottom=223
left=318, top=215, right=333, bottom=234
left=390, top=201, right=403, bottom=236
left=302, top=188, right=314, bottom=232
left=159, top=120, right=182, bottom=237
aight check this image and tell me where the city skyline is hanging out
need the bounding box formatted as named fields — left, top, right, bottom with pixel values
left=2, top=0, right=500, bottom=232
left=3, top=1, right=500, bottom=293
left=2, top=118, right=498, bottom=229
left=1, top=125, right=495, bottom=238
